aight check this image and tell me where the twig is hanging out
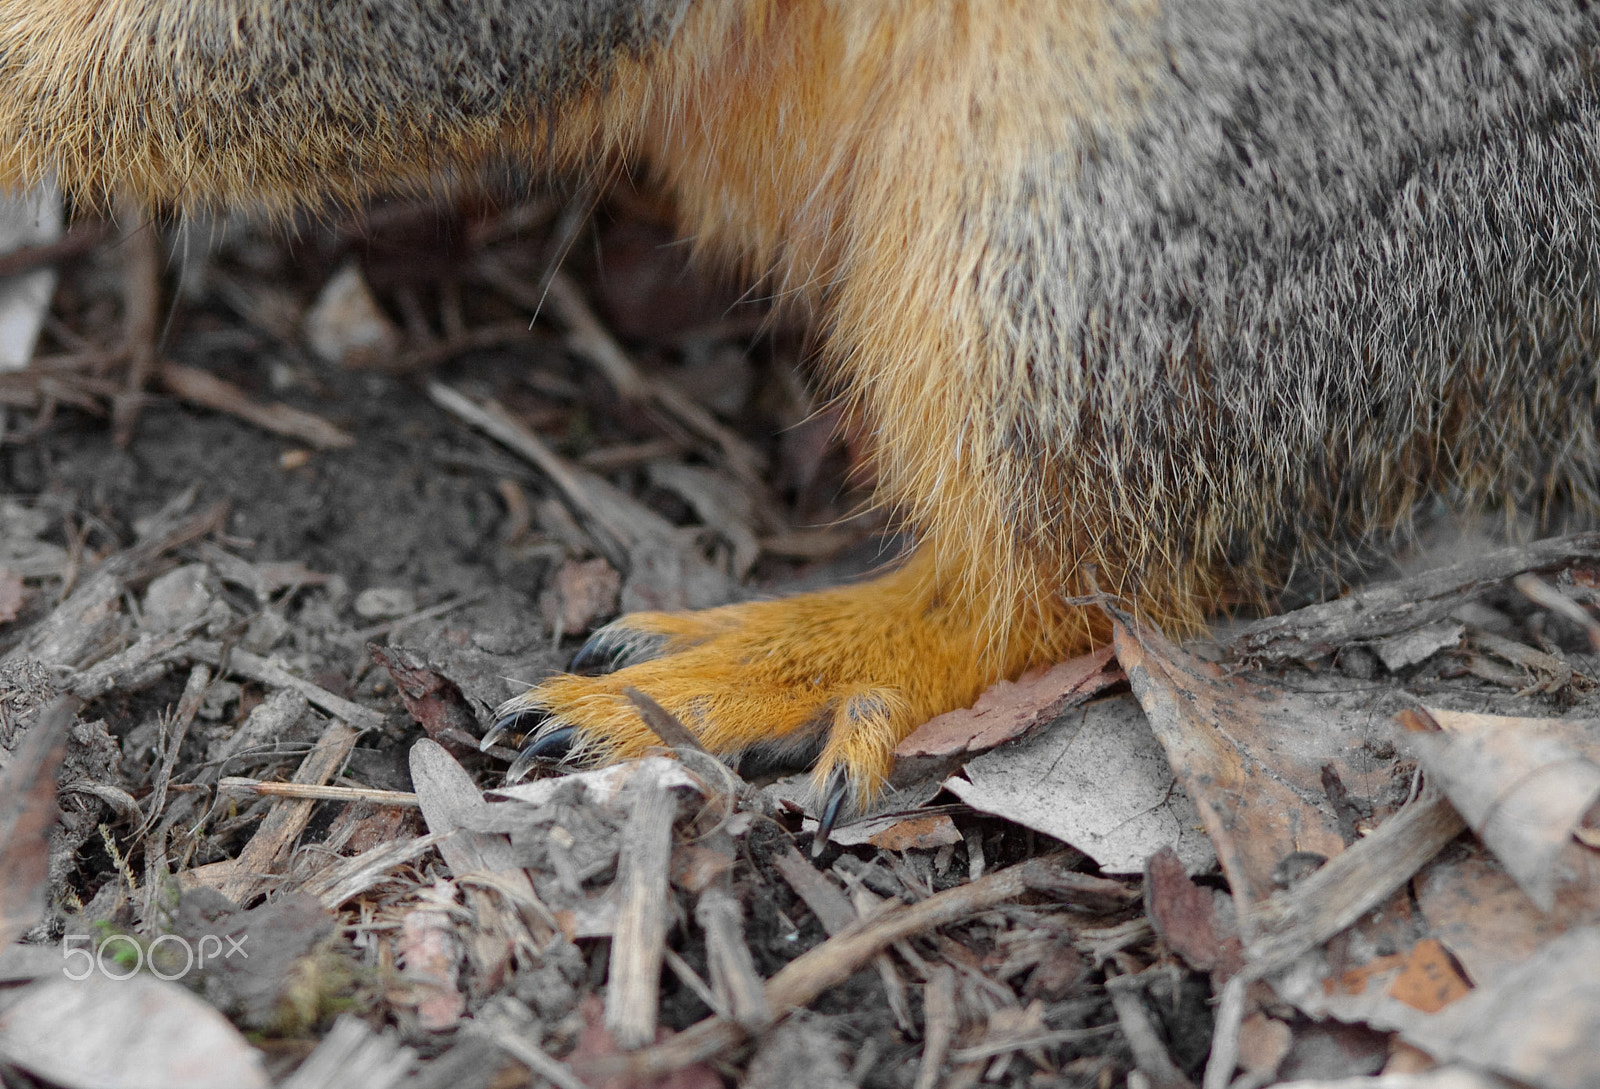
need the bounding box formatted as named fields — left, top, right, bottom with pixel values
left=366, top=319, right=539, bottom=373
left=476, top=260, right=764, bottom=484
left=1106, top=971, right=1196, bottom=1089
left=3, top=498, right=228, bottom=670
left=0, top=220, right=109, bottom=279
left=913, top=966, right=958, bottom=1089
left=467, top=1004, right=590, bottom=1089
left=1514, top=573, right=1600, bottom=651
left=1242, top=789, right=1464, bottom=971
left=158, top=362, right=355, bottom=449
left=219, top=648, right=387, bottom=731
left=426, top=380, right=675, bottom=568
left=218, top=776, right=418, bottom=808
left=301, top=832, right=451, bottom=909
left=112, top=197, right=161, bottom=447
left=134, top=663, right=211, bottom=839
left=695, top=873, right=771, bottom=1031
left=349, top=587, right=490, bottom=643
left=1231, top=532, right=1600, bottom=661
left=624, top=686, right=708, bottom=754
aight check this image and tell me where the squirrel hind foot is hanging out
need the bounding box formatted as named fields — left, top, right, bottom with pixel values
left=489, top=553, right=1080, bottom=824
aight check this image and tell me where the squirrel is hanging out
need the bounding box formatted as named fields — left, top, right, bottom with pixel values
left=4, top=1, right=1599, bottom=827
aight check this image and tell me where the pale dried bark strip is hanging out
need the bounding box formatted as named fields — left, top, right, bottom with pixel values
left=605, top=774, right=679, bottom=1048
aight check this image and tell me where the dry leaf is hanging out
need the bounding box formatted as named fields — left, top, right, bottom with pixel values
left=0, top=975, right=270, bottom=1089
left=1409, top=709, right=1600, bottom=912
left=945, top=694, right=1214, bottom=874
left=894, top=647, right=1120, bottom=782
left=1114, top=616, right=1394, bottom=909
left=1145, top=846, right=1244, bottom=977
left=304, top=261, right=401, bottom=367
left=1414, top=847, right=1569, bottom=988
left=1403, top=926, right=1600, bottom=1089
left=1386, top=939, right=1472, bottom=1014
left=0, top=697, right=72, bottom=947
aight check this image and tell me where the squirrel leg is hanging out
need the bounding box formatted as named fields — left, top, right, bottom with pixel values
left=489, top=545, right=1096, bottom=821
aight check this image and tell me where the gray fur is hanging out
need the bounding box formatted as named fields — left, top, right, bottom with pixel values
left=979, top=0, right=1600, bottom=600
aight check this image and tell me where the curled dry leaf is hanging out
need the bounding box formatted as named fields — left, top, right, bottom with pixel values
left=1409, top=709, right=1600, bottom=912
left=894, top=646, right=1120, bottom=785
left=1113, top=615, right=1396, bottom=909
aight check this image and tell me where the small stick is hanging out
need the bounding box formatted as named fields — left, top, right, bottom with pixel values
left=369, top=319, right=539, bottom=373
left=217, top=776, right=419, bottom=808
left=913, top=966, right=958, bottom=1089
left=624, top=687, right=708, bottom=754
left=1514, top=573, right=1600, bottom=651
left=426, top=380, right=676, bottom=568
left=695, top=878, right=771, bottom=1031
left=476, top=260, right=764, bottom=484
left=605, top=774, right=679, bottom=1048
left=0, top=220, right=109, bottom=279
left=134, top=663, right=211, bottom=838
left=112, top=197, right=161, bottom=447
left=158, top=362, right=355, bottom=449
left=1106, top=971, right=1196, bottom=1089
left=221, top=648, right=387, bottom=731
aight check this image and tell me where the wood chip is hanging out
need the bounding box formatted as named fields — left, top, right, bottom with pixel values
left=605, top=772, right=679, bottom=1048
left=215, top=719, right=359, bottom=903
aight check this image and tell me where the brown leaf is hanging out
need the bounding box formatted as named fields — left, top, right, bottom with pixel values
left=371, top=644, right=482, bottom=752
left=0, top=696, right=74, bottom=947
left=1113, top=615, right=1391, bottom=909
left=1414, top=846, right=1570, bottom=989
left=892, top=646, right=1120, bottom=785
left=866, top=813, right=963, bottom=852
left=1144, top=846, right=1244, bottom=978
left=1386, top=938, right=1472, bottom=1014
left=1403, top=926, right=1600, bottom=1089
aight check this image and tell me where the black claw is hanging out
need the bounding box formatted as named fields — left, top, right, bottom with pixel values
left=811, top=767, right=852, bottom=857
left=569, top=631, right=620, bottom=674
left=480, top=710, right=538, bottom=752
left=505, top=726, right=578, bottom=784
left=569, top=628, right=669, bottom=675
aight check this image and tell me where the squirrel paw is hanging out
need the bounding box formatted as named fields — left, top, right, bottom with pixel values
left=484, top=556, right=1032, bottom=831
